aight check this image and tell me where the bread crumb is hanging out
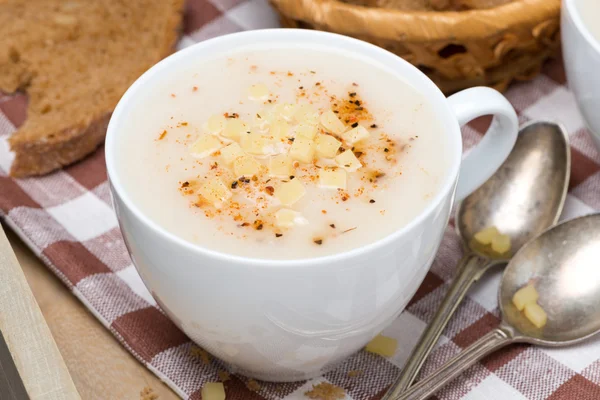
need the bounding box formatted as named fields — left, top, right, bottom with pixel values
left=347, top=370, right=364, bottom=378
left=140, top=386, right=159, bottom=400
left=190, top=345, right=211, bottom=365
left=305, top=382, right=345, bottom=400
left=274, top=384, right=285, bottom=394
left=247, top=379, right=261, bottom=392
left=218, top=370, right=231, bottom=382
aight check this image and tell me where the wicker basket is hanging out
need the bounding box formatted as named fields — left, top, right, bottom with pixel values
left=268, top=0, right=561, bottom=94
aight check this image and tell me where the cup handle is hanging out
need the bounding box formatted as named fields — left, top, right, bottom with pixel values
left=447, top=87, right=519, bottom=202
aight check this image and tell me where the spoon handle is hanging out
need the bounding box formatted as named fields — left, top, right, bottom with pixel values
left=395, top=327, right=513, bottom=400
left=383, top=253, right=490, bottom=398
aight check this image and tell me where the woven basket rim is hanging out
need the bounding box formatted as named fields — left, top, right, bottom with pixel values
left=270, top=0, right=561, bottom=41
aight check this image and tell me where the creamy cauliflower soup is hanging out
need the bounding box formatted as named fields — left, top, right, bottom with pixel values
left=578, top=0, right=600, bottom=43
left=116, top=47, right=450, bottom=259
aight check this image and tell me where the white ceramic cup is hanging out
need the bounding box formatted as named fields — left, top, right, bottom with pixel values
left=105, top=29, right=518, bottom=382
left=562, top=0, right=600, bottom=150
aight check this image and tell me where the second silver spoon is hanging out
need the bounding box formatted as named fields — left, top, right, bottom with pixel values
left=397, top=213, right=600, bottom=399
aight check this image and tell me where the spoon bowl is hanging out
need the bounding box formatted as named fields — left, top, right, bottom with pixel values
left=398, top=214, right=600, bottom=400
left=501, top=213, right=600, bottom=345
left=458, top=121, right=571, bottom=260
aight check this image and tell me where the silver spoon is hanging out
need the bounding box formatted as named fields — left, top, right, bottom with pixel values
left=384, top=121, right=571, bottom=398
left=395, top=213, right=600, bottom=400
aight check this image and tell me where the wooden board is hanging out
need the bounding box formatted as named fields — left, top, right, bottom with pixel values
left=0, top=226, right=80, bottom=400
left=5, top=228, right=179, bottom=400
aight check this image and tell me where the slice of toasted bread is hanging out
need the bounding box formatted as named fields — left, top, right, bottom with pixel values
left=0, top=0, right=185, bottom=177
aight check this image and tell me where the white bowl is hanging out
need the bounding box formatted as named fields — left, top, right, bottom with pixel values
left=562, top=0, right=600, bottom=150
left=105, top=29, right=517, bottom=381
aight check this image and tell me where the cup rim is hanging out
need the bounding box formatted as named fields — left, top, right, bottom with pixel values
left=105, top=28, right=462, bottom=267
left=564, top=0, right=600, bottom=57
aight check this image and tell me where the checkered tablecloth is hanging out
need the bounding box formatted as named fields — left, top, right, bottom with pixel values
left=2, top=1, right=600, bottom=399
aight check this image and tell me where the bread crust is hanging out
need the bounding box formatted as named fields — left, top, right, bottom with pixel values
left=7, top=0, right=184, bottom=177
left=9, top=113, right=111, bottom=177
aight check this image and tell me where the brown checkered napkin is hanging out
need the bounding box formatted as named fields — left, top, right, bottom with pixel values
left=2, top=1, right=600, bottom=399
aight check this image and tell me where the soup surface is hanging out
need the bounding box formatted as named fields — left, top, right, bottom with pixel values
left=577, top=0, right=600, bottom=43
left=116, top=47, right=450, bottom=259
